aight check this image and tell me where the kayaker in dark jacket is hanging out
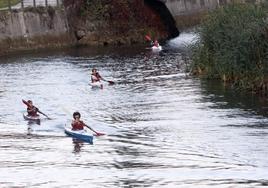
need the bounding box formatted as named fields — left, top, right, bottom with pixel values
left=27, top=100, right=39, bottom=117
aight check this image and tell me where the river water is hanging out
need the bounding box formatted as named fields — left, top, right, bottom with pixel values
left=0, top=33, right=268, bottom=187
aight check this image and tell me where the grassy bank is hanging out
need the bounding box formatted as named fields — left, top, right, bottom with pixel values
left=191, top=3, right=268, bottom=93
left=0, top=0, right=20, bottom=9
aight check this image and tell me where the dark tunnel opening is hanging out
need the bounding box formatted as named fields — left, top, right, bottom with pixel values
left=144, top=0, right=180, bottom=39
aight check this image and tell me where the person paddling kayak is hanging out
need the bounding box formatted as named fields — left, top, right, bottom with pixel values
left=145, top=35, right=162, bottom=51
left=71, top=112, right=104, bottom=136
left=91, top=68, right=104, bottom=83
left=26, top=100, right=39, bottom=117
left=22, top=99, right=51, bottom=119
left=154, top=40, right=160, bottom=47
left=91, top=68, right=115, bottom=85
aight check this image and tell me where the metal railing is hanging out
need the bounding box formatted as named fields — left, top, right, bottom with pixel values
left=0, top=0, right=62, bottom=11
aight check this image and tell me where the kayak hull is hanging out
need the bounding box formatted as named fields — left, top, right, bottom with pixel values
left=23, top=114, right=41, bottom=122
left=89, top=82, right=103, bottom=89
left=152, top=46, right=162, bottom=51
left=64, top=126, right=93, bottom=143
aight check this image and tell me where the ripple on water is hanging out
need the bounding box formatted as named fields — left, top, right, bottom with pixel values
left=0, top=44, right=268, bottom=187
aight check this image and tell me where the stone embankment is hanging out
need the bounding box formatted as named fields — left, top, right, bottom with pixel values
left=0, top=0, right=179, bottom=56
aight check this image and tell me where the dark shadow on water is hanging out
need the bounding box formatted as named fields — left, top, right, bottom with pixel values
left=0, top=45, right=148, bottom=64
left=200, top=80, right=268, bottom=118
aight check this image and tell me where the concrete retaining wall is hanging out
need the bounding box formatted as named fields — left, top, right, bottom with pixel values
left=0, top=8, right=72, bottom=55
left=0, top=8, right=69, bottom=38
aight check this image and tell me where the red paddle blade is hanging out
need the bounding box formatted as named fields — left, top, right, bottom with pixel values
left=145, top=35, right=151, bottom=41
left=95, top=132, right=105, bottom=136
left=108, top=81, right=115, bottom=85
left=22, top=99, right=30, bottom=107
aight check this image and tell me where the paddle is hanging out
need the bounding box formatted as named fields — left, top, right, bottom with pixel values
left=145, top=35, right=155, bottom=47
left=22, top=99, right=52, bottom=120
left=104, top=80, right=115, bottom=85
left=61, top=106, right=105, bottom=136
left=91, top=72, right=115, bottom=85
left=83, top=123, right=105, bottom=136
left=145, top=35, right=152, bottom=42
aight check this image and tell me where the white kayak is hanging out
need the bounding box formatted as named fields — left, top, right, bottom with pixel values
left=89, top=81, right=103, bottom=89
left=152, top=45, right=162, bottom=51
left=23, top=113, right=40, bottom=123
left=64, top=125, right=93, bottom=143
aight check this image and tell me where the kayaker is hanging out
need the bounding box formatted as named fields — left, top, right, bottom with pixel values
left=22, top=99, right=51, bottom=119
left=154, top=40, right=159, bottom=47
left=71, top=112, right=85, bottom=130
left=71, top=112, right=103, bottom=136
left=90, top=68, right=115, bottom=86
left=27, top=100, right=39, bottom=117
left=91, top=68, right=104, bottom=83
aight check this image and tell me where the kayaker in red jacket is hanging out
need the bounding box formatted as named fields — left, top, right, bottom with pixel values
left=72, top=112, right=85, bottom=130
left=71, top=112, right=103, bottom=136
left=27, top=100, right=39, bottom=117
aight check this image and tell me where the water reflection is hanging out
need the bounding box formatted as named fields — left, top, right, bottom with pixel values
left=72, top=139, right=85, bottom=153
left=200, top=80, right=268, bottom=123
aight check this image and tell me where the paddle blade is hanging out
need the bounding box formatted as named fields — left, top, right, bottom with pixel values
left=95, top=132, right=105, bottom=136
left=108, top=80, right=115, bottom=85
left=22, top=99, right=30, bottom=107
left=145, top=35, right=151, bottom=41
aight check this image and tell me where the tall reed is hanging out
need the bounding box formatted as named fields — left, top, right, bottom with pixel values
left=191, top=3, right=268, bottom=92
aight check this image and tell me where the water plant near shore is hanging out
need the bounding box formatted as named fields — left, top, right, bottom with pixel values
left=191, top=3, right=268, bottom=93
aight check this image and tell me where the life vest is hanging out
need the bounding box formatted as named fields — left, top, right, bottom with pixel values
left=72, top=120, right=84, bottom=130
left=27, top=107, right=38, bottom=117
left=91, top=73, right=102, bottom=83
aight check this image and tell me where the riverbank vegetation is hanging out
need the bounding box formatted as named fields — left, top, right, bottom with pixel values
left=0, top=0, right=20, bottom=9
left=191, top=3, right=268, bottom=94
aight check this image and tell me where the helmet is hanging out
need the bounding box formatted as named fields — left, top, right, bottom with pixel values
left=73, top=111, right=81, bottom=119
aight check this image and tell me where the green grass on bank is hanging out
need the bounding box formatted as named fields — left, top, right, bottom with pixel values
left=0, top=0, right=21, bottom=9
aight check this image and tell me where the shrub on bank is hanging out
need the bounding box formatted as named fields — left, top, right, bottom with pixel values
left=191, top=3, right=268, bottom=92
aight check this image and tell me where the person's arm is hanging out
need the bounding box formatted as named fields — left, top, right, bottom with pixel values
left=97, top=73, right=106, bottom=81
left=82, top=121, right=105, bottom=136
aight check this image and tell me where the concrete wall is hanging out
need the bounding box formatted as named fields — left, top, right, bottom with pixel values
left=166, top=0, right=264, bottom=16
left=0, top=8, right=68, bottom=40
left=0, top=8, right=72, bottom=55
left=166, top=0, right=219, bottom=16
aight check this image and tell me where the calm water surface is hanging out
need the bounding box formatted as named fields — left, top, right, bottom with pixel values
left=0, top=33, right=268, bottom=187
